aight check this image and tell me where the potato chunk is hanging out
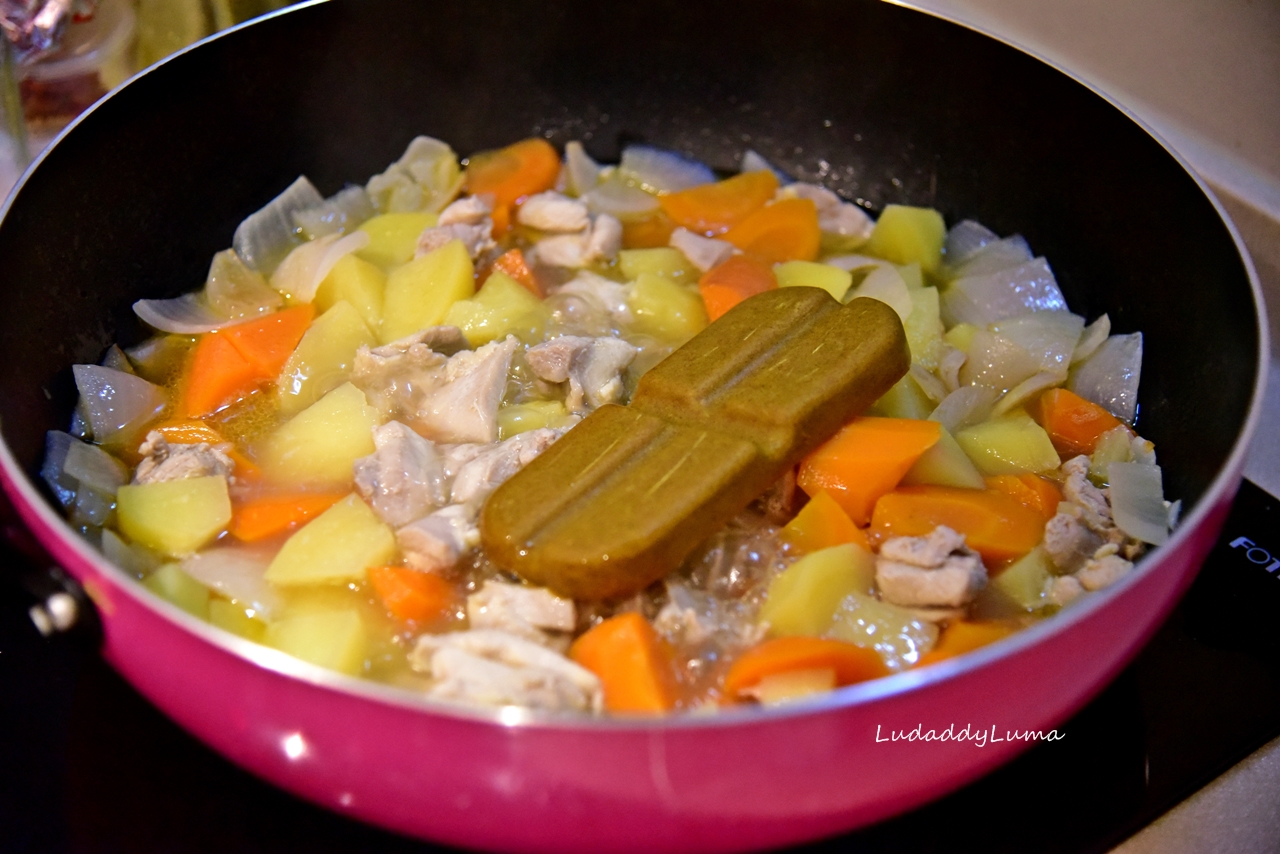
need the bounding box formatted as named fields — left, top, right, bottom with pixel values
left=261, top=382, right=381, bottom=486
left=116, top=476, right=231, bottom=557
left=266, top=608, right=368, bottom=675
left=264, top=494, right=396, bottom=586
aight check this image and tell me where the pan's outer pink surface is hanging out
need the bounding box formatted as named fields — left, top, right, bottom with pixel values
left=0, top=453, right=1241, bottom=853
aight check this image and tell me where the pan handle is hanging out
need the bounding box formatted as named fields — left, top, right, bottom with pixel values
left=2, top=502, right=102, bottom=649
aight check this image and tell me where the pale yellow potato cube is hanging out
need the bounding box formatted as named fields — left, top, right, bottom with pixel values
left=497, top=400, right=574, bottom=439
left=261, top=383, right=381, bottom=486
left=775, top=260, right=853, bottom=301
left=266, top=608, right=368, bottom=675
left=208, top=599, right=267, bottom=642
left=356, top=212, right=437, bottom=269
left=276, top=300, right=377, bottom=416
left=901, top=426, right=986, bottom=489
left=627, top=273, right=707, bottom=344
left=618, top=247, right=698, bottom=283
left=265, top=494, right=395, bottom=587
left=443, top=270, right=548, bottom=346
left=862, top=205, right=946, bottom=274
left=142, top=562, right=210, bottom=617
left=117, top=476, right=231, bottom=557
left=314, top=254, right=386, bottom=330
left=955, top=411, right=1061, bottom=476
left=759, top=543, right=876, bottom=638
left=379, top=239, right=475, bottom=344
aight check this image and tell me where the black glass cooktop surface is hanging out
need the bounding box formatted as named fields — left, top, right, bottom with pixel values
left=3, top=480, right=1280, bottom=854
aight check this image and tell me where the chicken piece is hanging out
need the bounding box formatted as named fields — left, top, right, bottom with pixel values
left=437, top=194, right=494, bottom=226
left=781, top=183, right=874, bottom=242
left=449, top=428, right=562, bottom=507
left=1076, top=553, right=1133, bottom=592
left=396, top=505, right=480, bottom=573
left=557, top=271, right=634, bottom=325
left=875, top=526, right=987, bottom=609
left=133, top=432, right=234, bottom=485
left=530, top=214, right=623, bottom=267
left=415, top=196, right=497, bottom=260
left=411, top=629, right=602, bottom=712
left=667, top=227, right=735, bottom=273
left=1046, top=575, right=1084, bottom=607
left=467, top=580, right=576, bottom=643
left=756, top=468, right=800, bottom=525
left=525, top=335, right=638, bottom=412
left=353, top=421, right=450, bottom=528
left=1061, top=455, right=1113, bottom=530
left=516, top=191, right=590, bottom=232
left=652, top=581, right=766, bottom=649
left=1042, top=511, right=1103, bottom=573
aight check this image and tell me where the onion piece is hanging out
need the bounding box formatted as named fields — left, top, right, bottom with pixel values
left=101, top=344, right=135, bottom=375
left=269, top=230, right=370, bottom=304
left=991, top=311, right=1085, bottom=373
left=1068, top=332, right=1142, bottom=423
left=949, top=235, right=1033, bottom=279
left=563, top=141, right=602, bottom=197
left=942, top=219, right=997, bottom=270
left=993, top=369, right=1068, bottom=417
left=940, top=257, right=1067, bottom=327
left=825, top=255, right=913, bottom=321
left=583, top=172, right=660, bottom=220
left=740, top=149, right=791, bottom=183
left=72, top=365, right=166, bottom=445
left=367, top=136, right=463, bottom=214
left=41, top=431, right=79, bottom=508
left=909, top=364, right=947, bottom=403
left=1072, top=313, right=1111, bottom=364
left=133, top=293, right=244, bottom=334
left=1108, top=461, right=1169, bottom=545
left=102, top=529, right=163, bottom=578
left=232, top=176, right=324, bottom=275
left=929, top=386, right=997, bottom=433
left=63, top=440, right=128, bottom=496
left=292, top=184, right=375, bottom=239
left=205, top=248, right=284, bottom=320
left=958, top=330, right=1041, bottom=393
left=618, top=145, right=715, bottom=193
left=72, top=486, right=114, bottom=528
left=180, top=546, right=283, bottom=619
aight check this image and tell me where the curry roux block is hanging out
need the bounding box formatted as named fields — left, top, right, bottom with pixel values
left=480, top=288, right=909, bottom=600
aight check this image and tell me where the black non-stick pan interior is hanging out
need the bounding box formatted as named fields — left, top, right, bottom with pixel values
left=0, top=0, right=1258, bottom=515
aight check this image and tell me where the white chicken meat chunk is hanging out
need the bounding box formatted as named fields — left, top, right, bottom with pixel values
left=556, top=271, right=633, bottom=326
left=668, top=227, right=734, bottom=272
left=353, top=421, right=450, bottom=528
left=875, top=526, right=987, bottom=609
left=467, top=580, right=576, bottom=643
left=516, top=191, right=590, bottom=232
left=525, top=335, right=638, bottom=412
left=133, top=432, right=234, bottom=485
left=415, top=195, right=496, bottom=260
left=781, top=183, right=874, bottom=242
left=449, top=427, right=562, bottom=507
left=411, top=629, right=602, bottom=712
left=396, top=504, right=479, bottom=573
left=1042, top=511, right=1103, bottom=573
left=530, top=213, right=623, bottom=267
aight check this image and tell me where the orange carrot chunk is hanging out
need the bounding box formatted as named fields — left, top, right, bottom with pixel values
left=1027, top=388, right=1133, bottom=456
left=229, top=492, right=348, bottom=542
left=697, top=255, right=777, bottom=322
left=182, top=333, right=260, bottom=418
left=490, top=248, right=542, bottom=296
left=985, top=474, right=1061, bottom=522
left=723, top=637, right=889, bottom=700
left=781, top=489, right=869, bottom=553
left=797, top=417, right=942, bottom=526
left=916, top=621, right=1016, bottom=667
left=569, top=612, right=677, bottom=714
left=658, top=170, right=779, bottom=236
left=869, top=485, right=1046, bottom=567
left=368, top=565, right=461, bottom=625
left=145, top=419, right=226, bottom=446
left=722, top=198, right=821, bottom=264
left=465, top=138, right=561, bottom=235
left=220, top=304, right=314, bottom=377
left=621, top=210, right=678, bottom=249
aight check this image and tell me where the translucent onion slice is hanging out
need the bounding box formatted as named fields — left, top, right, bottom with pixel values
left=232, top=176, right=324, bottom=275
left=1072, top=313, right=1111, bottom=364
left=618, top=145, right=715, bottom=193
left=942, top=219, right=997, bottom=270
left=72, top=485, right=114, bottom=528
left=958, top=330, right=1041, bottom=393
left=909, top=364, right=948, bottom=403
left=993, top=369, right=1068, bottom=417
left=949, top=235, right=1033, bottom=279
left=825, top=255, right=913, bottom=321
left=180, top=545, right=283, bottom=619
left=63, top=440, right=128, bottom=497
left=740, top=149, right=791, bottom=183
left=1108, top=461, right=1169, bottom=545
left=366, top=136, right=463, bottom=214
left=991, top=311, right=1085, bottom=373
left=1068, top=332, right=1142, bottom=423
left=102, top=529, right=163, bottom=578
left=940, top=257, right=1067, bottom=327
left=583, top=172, right=660, bottom=221
left=72, top=365, right=166, bottom=445
left=269, top=230, right=371, bottom=304
left=292, top=184, right=375, bottom=239
left=205, top=248, right=283, bottom=320
left=929, top=386, right=998, bottom=433
left=133, top=293, right=243, bottom=334
left=563, top=141, right=602, bottom=198
left=41, top=431, right=79, bottom=508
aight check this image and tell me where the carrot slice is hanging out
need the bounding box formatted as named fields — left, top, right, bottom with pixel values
left=489, top=248, right=541, bottom=296
left=916, top=621, right=1016, bottom=667
left=221, top=304, right=314, bottom=377
left=797, top=417, right=942, bottom=526
left=229, top=492, right=347, bottom=542
left=658, top=170, right=779, bottom=236
left=985, top=474, right=1061, bottom=522
left=368, top=565, right=461, bottom=625
left=697, top=255, right=777, bottom=322
left=781, top=490, right=869, bottom=552
left=181, top=333, right=260, bottom=418
left=621, top=210, right=678, bottom=248
left=1027, top=388, right=1133, bottom=456
left=569, top=612, right=677, bottom=713
left=869, top=485, right=1046, bottom=567
left=723, top=637, right=888, bottom=699
left=722, top=198, right=821, bottom=264
left=465, top=138, right=561, bottom=234
left=145, top=419, right=225, bottom=446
